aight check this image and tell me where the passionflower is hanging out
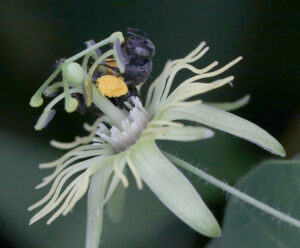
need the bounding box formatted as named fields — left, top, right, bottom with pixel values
left=29, top=32, right=297, bottom=248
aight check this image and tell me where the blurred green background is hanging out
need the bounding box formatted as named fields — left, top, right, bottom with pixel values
left=0, top=0, right=299, bottom=247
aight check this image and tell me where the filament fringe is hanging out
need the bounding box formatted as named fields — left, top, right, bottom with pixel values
left=159, top=47, right=212, bottom=103
left=50, top=135, right=94, bottom=150
left=38, top=150, right=102, bottom=189
left=29, top=161, right=91, bottom=212
left=180, top=57, right=242, bottom=87
left=40, top=144, right=103, bottom=169
left=62, top=175, right=90, bottom=216
left=146, top=42, right=217, bottom=114
left=113, top=159, right=129, bottom=188
left=163, top=76, right=235, bottom=110
left=83, top=117, right=105, bottom=132
left=51, top=118, right=106, bottom=150
left=146, top=42, right=242, bottom=116
left=29, top=156, right=103, bottom=225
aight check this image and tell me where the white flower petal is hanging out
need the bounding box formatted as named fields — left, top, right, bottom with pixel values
left=85, top=166, right=113, bottom=248
left=131, top=141, right=221, bottom=237
left=153, top=126, right=214, bottom=142
left=160, top=103, right=285, bottom=157
left=205, top=95, right=250, bottom=111
left=104, top=157, right=127, bottom=223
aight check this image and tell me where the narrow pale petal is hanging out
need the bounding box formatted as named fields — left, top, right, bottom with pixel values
left=160, top=103, right=286, bottom=157
left=100, top=154, right=127, bottom=224
left=85, top=166, right=113, bottom=248
left=107, top=178, right=126, bottom=223
left=104, top=157, right=126, bottom=204
left=131, top=141, right=221, bottom=237
left=152, top=126, right=214, bottom=142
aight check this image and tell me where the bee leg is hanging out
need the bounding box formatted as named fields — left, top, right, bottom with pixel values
left=113, top=86, right=139, bottom=108
left=111, top=95, right=126, bottom=108
left=127, top=86, right=139, bottom=97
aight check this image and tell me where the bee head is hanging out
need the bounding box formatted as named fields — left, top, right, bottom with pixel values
left=125, top=28, right=155, bottom=60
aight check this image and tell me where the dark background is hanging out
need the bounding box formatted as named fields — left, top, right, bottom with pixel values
left=0, top=0, right=299, bottom=247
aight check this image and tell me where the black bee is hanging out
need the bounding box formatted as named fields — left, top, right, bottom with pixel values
left=121, top=27, right=155, bottom=87
left=99, top=28, right=155, bottom=107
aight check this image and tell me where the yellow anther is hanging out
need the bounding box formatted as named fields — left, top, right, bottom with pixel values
left=96, top=75, right=128, bottom=97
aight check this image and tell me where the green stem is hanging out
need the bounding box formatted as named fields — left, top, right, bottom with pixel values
left=66, top=38, right=111, bottom=63
left=164, top=152, right=300, bottom=229
left=91, top=84, right=126, bottom=129
left=82, top=53, right=93, bottom=70
left=30, top=66, right=62, bottom=107
left=88, top=50, right=113, bottom=78
left=66, top=32, right=123, bottom=63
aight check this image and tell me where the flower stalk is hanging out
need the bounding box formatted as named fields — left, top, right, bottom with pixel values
left=165, top=152, right=300, bottom=229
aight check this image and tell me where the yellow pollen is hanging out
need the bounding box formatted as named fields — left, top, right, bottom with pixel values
left=96, top=75, right=128, bottom=97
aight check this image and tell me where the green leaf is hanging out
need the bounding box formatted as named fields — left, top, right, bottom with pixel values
left=131, top=141, right=221, bottom=237
left=160, top=103, right=285, bottom=157
left=206, top=160, right=300, bottom=248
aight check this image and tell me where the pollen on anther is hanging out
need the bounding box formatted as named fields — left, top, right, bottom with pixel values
left=96, top=75, right=128, bottom=97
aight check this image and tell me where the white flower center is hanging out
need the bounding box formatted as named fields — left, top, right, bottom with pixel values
left=95, top=97, right=150, bottom=152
